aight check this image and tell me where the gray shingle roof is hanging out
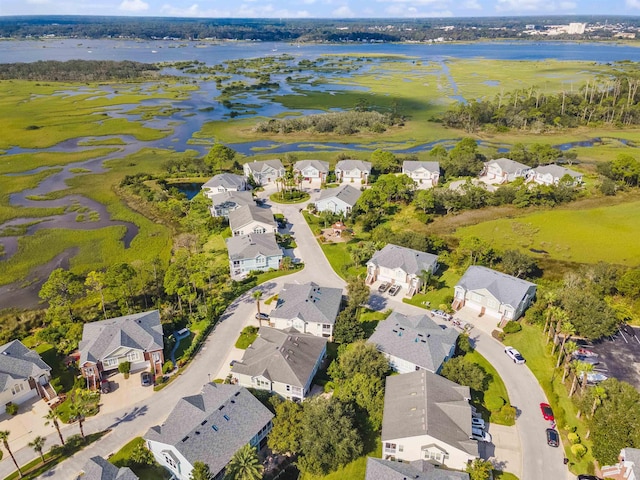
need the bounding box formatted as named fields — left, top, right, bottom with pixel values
left=79, top=311, right=164, bottom=365
left=145, top=384, right=274, bottom=478
left=366, top=458, right=470, bottom=480
left=232, top=327, right=327, bottom=388
left=368, top=311, right=459, bottom=373
left=294, top=159, right=329, bottom=173
left=488, top=158, right=531, bottom=174
left=317, top=184, right=362, bottom=208
left=81, top=456, right=139, bottom=480
left=335, top=159, right=372, bottom=173
left=534, top=164, right=582, bottom=179
left=368, top=244, right=439, bottom=276
left=623, top=448, right=640, bottom=479
left=403, top=161, right=440, bottom=173
left=226, top=233, right=282, bottom=261
left=209, top=190, right=254, bottom=210
left=244, top=159, right=284, bottom=175
left=271, top=282, right=342, bottom=326
left=0, top=340, right=51, bottom=391
left=228, top=205, right=277, bottom=233
left=382, top=370, right=478, bottom=458
left=456, top=266, right=536, bottom=308
left=202, top=173, right=246, bottom=190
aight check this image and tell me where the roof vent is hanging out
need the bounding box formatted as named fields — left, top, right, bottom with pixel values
left=218, top=405, right=225, bottom=411
left=181, top=436, right=189, bottom=442
left=212, top=425, right=218, bottom=432
left=195, top=431, right=200, bottom=435
left=234, top=391, right=240, bottom=397
left=224, top=414, right=230, bottom=421
left=201, top=420, right=208, bottom=425
left=1, top=352, right=8, bottom=355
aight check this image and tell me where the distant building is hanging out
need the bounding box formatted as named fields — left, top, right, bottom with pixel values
left=483, top=158, right=531, bottom=183
left=79, top=456, right=138, bottom=480
left=402, top=161, right=440, bottom=188
left=315, top=184, right=362, bottom=215
left=243, top=160, right=285, bottom=186
left=228, top=205, right=278, bottom=237
left=225, top=233, right=283, bottom=278
left=567, top=23, right=587, bottom=34
left=0, top=340, right=54, bottom=406
left=202, top=173, right=247, bottom=197
left=335, top=159, right=372, bottom=184
left=294, top=160, right=329, bottom=183
left=531, top=165, right=583, bottom=186
left=208, top=191, right=254, bottom=218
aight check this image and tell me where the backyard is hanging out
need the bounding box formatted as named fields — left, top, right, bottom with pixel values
left=109, top=437, right=171, bottom=480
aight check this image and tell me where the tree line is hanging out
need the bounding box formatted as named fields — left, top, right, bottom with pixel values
left=0, top=60, right=158, bottom=81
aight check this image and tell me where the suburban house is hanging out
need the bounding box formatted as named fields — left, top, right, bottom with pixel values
left=208, top=190, right=254, bottom=218
left=269, top=282, right=343, bottom=338
left=0, top=340, right=54, bottom=406
left=225, top=233, right=283, bottom=278
left=231, top=327, right=327, bottom=402
left=367, top=311, right=459, bottom=374
left=243, top=159, right=285, bottom=186
left=294, top=159, right=330, bottom=183
left=78, top=310, right=164, bottom=388
left=483, top=158, right=531, bottom=183
left=228, top=204, right=278, bottom=237
left=601, top=448, right=640, bottom=480
left=201, top=173, right=247, bottom=197
left=335, top=159, right=372, bottom=184
left=365, top=457, right=469, bottom=480
left=402, top=161, right=440, bottom=188
left=452, top=266, right=537, bottom=323
left=381, top=370, right=478, bottom=471
left=314, top=184, right=362, bottom=215
left=79, top=456, right=139, bottom=480
left=145, top=384, right=274, bottom=480
left=366, top=244, right=439, bottom=298
left=531, top=164, right=583, bottom=186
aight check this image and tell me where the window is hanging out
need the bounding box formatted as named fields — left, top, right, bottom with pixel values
left=233, top=260, right=240, bottom=266
left=322, top=324, right=331, bottom=330
left=384, top=443, right=396, bottom=451
left=103, top=358, right=118, bottom=368
left=398, top=445, right=404, bottom=452
left=162, top=452, right=179, bottom=471
left=152, top=352, right=161, bottom=362
left=85, top=367, right=94, bottom=375
left=286, top=385, right=291, bottom=392
left=126, top=351, right=140, bottom=362
left=11, top=383, right=25, bottom=395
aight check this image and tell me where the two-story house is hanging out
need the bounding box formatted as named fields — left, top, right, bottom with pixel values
left=402, top=161, right=440, bottom=189
left=243, top=160, right=285, bottom=186
left=601, top=448, right=640, bottom=480
left=225, top=233, right=283, bottom=278
left=228, top=205, right=278, bottom=237
left=145, top=384, right=274, bottom=480
left=79, top=310, right=164, bottom=388
left=269, top=282, right=342, bottom=338
left=0, top=340, right=54, bottom=406
left=335, top=159, right=372, bottom=185
left=366, top=244, right=439, bottom=298
left=483, top=158, right=531, bottom=183
left=381, top=370, right=478, bottom=471
left=368, top=311, right=459, bottom=374
left=452, top=266, right=537, bottom=324
left=231, top=327, right=327, bottom=402
left=530, top=164, right=583, bottom=186
left=201, top=173, right=248, bottom=198
left=208, top=191, right=254, bottom=218
left=294, top=159, right=329, bottom=185
left=366, top=457, right=469, bottom=480
left=315, top=184, right=362, bottom=215
left=79, top=456, right=139, bottom=480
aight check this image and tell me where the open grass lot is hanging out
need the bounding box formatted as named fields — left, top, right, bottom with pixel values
left=505, top=324, right=593, bottom=474
left=403, top=268, right=461, bottom=310
left=109, top=437, right=171, bottom=480
left=455, top=200, right=640, bottom=266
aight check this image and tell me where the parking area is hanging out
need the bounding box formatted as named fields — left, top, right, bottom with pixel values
left=98, top=369, right=156, bottom=416
left=0, top=396, right=56, bottom=452
left=578, top=325, right=640, bottom=390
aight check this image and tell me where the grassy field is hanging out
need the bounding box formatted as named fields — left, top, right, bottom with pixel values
left=403, top=268, right=461, bottom=310
left=455, top=200, right=640, bottom=266
left=235, top=326, right=258, bottom=349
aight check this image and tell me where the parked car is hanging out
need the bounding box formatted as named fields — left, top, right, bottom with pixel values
left=581, top=372, right=608, bottom=384
left=546, top=428, right=560, bottom=447
left=140, top=371, right=152, bottom=387
left=431, top=309, right=452, bottom=321
left=471, top=417, right=486, bottom=429
left=378, top=282, right=390, bottom=293
left=388, top=285, right=401, bottom=296
left=577, top=476, right=603, bottom=480
left=504, top=346, right=526, bottom=364
left=470, top=428, right=492, bottom=443
left=573, top=354, right=599, bottom=365
left=100, top=379, right=111, bottom=394
left=255, top=312, right=270, bottom=322
left=540, top=403, right=555, bottom=422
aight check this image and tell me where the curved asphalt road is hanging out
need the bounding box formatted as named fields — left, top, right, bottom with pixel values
left=0, top=197, right=565, bottom=480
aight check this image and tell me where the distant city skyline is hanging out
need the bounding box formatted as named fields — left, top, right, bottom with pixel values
left=2, top=0, right=640, bottom=19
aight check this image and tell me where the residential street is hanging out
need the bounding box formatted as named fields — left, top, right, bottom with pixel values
left=0, top=193, right=565, bottom=480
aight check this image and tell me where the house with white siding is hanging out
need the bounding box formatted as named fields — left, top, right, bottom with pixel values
left=145, top=384, right=273, bottom=480
left=315, top=184, right=362, bottom=215
left=294, top=160, right=329, bottom=185
left=402, top=161, right=440, bottom=189
left=381, top=370, right=478, bottom=471
left=452, top=266, right=537, bottom=323
left=531, top=164, right=583, bottom=186
left=231, top=327, right=327, bottom=402
left=0, top=340, right=54, bottom=407
left=483, top=158, right=531, bottom=183
left=335, top=159, right=372, bottom=184
left=601, top=448, right=640, bottom=480
left=225, top=233, right=283, bottom=278
left=80, top=457, right=139, bottom=480
left=269, top=282, right=342, bottom=338
left=208, top=191, right=254, bottom=218
left=365, top=458, right=469, bottom=480
left=368, top=311, right=459, bottom=374
left=202, top=173, right=247, bottom=197
left=243, top=160, right=285, bottom=186
left=228, top=205, right=278, bottom=237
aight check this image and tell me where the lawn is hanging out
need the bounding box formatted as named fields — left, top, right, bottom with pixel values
left=455, top=200, right=640, bottom=266
left=109, top=437, right=171, bottom=480
left=301, top=437, right=381, bottom=480
left=403, top=268, right=461, bottom=311
left=235, top=326, right=258, bottom=349
left=319, top=241, right=366, bottom=280
left=465, top=350, right=514, bottom=426
left=505, top=323, right=594, bottom=474
left=33, top=343, right=76, bottom=394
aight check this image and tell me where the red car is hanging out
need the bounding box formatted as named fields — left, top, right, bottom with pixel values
left=540, top=403, right=554, bottom=422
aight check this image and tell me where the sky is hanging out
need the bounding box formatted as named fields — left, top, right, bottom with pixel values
left=2, top=0, right=640, bottom=18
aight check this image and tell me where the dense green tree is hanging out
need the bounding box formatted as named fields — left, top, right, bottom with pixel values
left=454, top=236, right=497, bottom=268
left=190, top=461, right=212, bottom=480
left=39, top=268, right=84, bottom=322
left=440, top=357, right=489, bottom=392
left=413, top=189, right=436, bottom=213
left=348, top=241, right=378, bottom=266
left=617, top=269, right=640, bottom=299
left=105, top=263, right=137, bottom=313
left=374, top=174, right=415, bottom=202
left=328, top=341, right=390, bottom=380
left=466, top=458, right=493, bottom=480
left=85, top=270, right=108, bottom=318
left=333, top=373, right=385, bottom=430
left=333, top=306, right=365, bottom=344
left=224, top=444, right=263, bottom=480
left=130, top=442, right=154, bottom=466
left=346, top=276, right=370, bottom=308
left=441, top=138, right=484, bottom=179
left=500, top=250, right=537, bottom=279
left=560, top=286, right=618, bottom=340
left=268, top=400, right=303, bottom=455
left=205, top=144, right=236, bottom=173
left=370, top=149, right=398, bottom=173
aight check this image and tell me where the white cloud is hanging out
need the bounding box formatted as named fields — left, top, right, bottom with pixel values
left=627, top=0, right=640, bottom=8
left=463, top=0, right=482, bottom=9
left=159, top=2, right=308, bottom=17
left=302, top=0, right=317, bottom=4
left=160, top=3, right=207, bottom=16
left=119, top=0, right=149, bottom=12
left=332, top=5, right=355, bottom=16
left=385, top=4, right=452, bottom=16
left=26, top=0, right=51, bottom=4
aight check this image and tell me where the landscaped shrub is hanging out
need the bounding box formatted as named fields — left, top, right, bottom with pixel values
left=162, top=360, right=174, bottom=374
left=491, top=330, right=505, bottom=342
left=118, top=361, right=131, bottom=378
left=496, top=404, right=517, bottom=424
left=456, top=334, right=474, bottom=355
left=5, top=402, right=18, bottom=416
left=568, top=432, right=581, bottom=444
left=486, top=395, right=506, bottom=412
left=503, top=321, right=523, bottom=334
left=571, top=444, right=587, bottom=458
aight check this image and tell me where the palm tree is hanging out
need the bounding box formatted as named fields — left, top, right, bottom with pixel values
left=69, top=399, right=88, bottom=439
left=561, top=341, right=578, bottom=383
left=542, top=291, right=558, bottom=334
left=569, top=361, right=593, bottom=397
left=0, top=431, right=22, bottom=478
left=252, top=290, right=263, bottom=326
left=590, top=385, right=608, bottom=417
left=545, top=306, right=561, bottom=343
left=418, top=269, right=433, bottom=294
left=555, top=321, right=576, bottom=366
left=551, top=309, right=569, bottom=348
left=44, top=408, right=65, bottom=446
left=224, top=444, right=263, bottom=480
left=28, top=436, right=46, bottom=465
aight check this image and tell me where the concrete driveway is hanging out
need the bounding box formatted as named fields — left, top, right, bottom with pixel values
left=99, top=371, right=156, bottom=417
